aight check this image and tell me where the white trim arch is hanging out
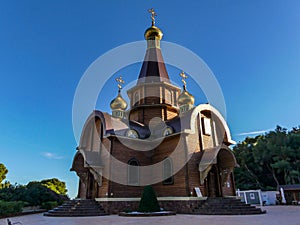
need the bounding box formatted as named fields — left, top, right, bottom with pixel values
left=188, top=104, right=235, bottom=145
left=79, top=110, right=107, bottom=151
left=198, top=144, right=237, bottom=184
left=71, top=150, right=88, bottom=171
left=71, top=149, right=103, bottom=169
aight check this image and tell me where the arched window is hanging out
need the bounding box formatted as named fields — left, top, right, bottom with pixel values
left=128, top=158, right=140, bottom=186
left=165, top=89, right=172, bottom=104
left=162, top=127, right=173, bottom=137
left=126, top=129, right=139, bottom=138
left=163, top=158, right=174, bottom=185
left=134, top=91, right=139, bottom=106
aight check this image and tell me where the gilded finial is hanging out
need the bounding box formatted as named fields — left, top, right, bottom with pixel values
left=111, top=76, right=127, bottom=117
left=115, top=75, right=125, bottom=91
left=178, top=71, right=195, bottom=113
left=180, top=71, right=188, bottom=90
left=148, top=8, right=157, bottom=26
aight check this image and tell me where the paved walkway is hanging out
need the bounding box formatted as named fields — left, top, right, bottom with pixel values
left=1, top=206, right=299, bottom=225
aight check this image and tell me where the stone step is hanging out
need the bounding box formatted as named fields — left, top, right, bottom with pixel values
left=205, top=199, right=243, bottom=204
left=54, top=206, right=104, bottom=210
left=48, top=208, right=105, bottom=213
left=192, top=209, right=264, bottom=215
left=196, top=205, right=257, bottom=210
left=202, top=204, right=255, bottom=208
left=192, top=197, right=266, bottom=215
left=44, top=199, right=108, bottom=217
left=45, top=212, right=108, bottom=217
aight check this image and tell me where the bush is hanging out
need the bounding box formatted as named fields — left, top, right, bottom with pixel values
left=0, top=182, right=68, bottom=206
left=24, top=182, right=68, bottom=206
left=41, top=201, right=58, bottom=210
left=0, top=201, right=23, bottom=216
left=41, top=178, right=68, bottom=195
left=137, top=185, right=160, bottom=212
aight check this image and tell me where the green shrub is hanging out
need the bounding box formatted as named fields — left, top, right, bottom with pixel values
left=0, top=201, right=23, bottom=216
left=41, top=201, right=58, bottom=210
left=0, top=182, right=68, bottom=206
left=137, top=185, right=160, bottom=212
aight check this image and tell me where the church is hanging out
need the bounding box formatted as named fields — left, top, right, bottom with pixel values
left=71, top=10, right=238, bottom=214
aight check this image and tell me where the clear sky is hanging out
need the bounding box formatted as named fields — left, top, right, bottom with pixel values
left=0, top=1, right=299, bottom=198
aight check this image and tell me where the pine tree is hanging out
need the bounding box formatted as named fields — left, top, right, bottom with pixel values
left=137, top=185, right=160, bottom=212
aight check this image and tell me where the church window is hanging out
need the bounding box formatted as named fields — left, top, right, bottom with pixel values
left=128, top=158, right=140, bottom=186
left=163, top=158, right=174, bottom=185
left=162, top=127, right=173, bottom=136
left=126, top=129, right=139, bottom=138
left=165, top=89, right=172, bottom=104
left=134, top=91, right=139, bottom=105
left=202, top=117, right=212, bottom=135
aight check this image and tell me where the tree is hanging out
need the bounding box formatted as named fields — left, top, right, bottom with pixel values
left=0, top=180, right=69, bottom=206
left=0, top=163, right=8, bottom=184
left=138, top=185, right=160, bottom=212
left=41, top=178, right=67, bottom=196
left=233, top=126, right=300, bottom=190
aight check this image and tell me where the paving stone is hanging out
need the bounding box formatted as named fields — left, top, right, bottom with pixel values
left=1, top=206, right=299, bottom=225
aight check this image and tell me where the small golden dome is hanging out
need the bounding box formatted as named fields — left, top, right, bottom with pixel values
left=144, top=26, right=163, bottom=40
left=110, top=92, right=127, bottom=111
left=178, top=89, right=195, bottom=106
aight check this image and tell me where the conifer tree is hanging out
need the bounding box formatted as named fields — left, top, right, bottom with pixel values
left=137, top=185, right=160, bottom=212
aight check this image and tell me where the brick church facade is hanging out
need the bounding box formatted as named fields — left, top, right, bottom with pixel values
left=71, top=13, right=237, bottom=213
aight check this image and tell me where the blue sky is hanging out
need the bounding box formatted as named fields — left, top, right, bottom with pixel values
left=0, top=1, right=299, bottom=198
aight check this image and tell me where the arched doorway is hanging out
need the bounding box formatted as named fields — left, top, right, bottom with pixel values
left=86, top=171, right=98, bottom=199
left=71, top=152, right=99, bottom=199
left=199, top=145, right=237, bottom=197
left=207, top=164, right=222, bottom=197
left=71, top=153, right=88, bottom=199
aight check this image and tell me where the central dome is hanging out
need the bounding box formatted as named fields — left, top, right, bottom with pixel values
left=178, top=90, right=195, bottom=106
left=110, top=93, right=128, bottom=111
left=144, top=26, right=163, bottom=40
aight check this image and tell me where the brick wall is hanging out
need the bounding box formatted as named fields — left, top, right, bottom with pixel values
left=97, top=198, right=206, bottom=214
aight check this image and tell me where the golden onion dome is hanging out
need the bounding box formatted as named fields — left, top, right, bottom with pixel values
left=144, top=26, right=163, bottom=40
left=178, top=89, right=195, bottom=106
left=110, top=92, right=127, bottom=111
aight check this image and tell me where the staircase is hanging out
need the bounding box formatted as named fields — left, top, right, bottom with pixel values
left=192, top=197, right=266, bottom=215
left=44, top=199, right=108, bottom=217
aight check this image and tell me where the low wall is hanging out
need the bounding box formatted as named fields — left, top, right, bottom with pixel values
left=95, top=197, right=207, bottom=214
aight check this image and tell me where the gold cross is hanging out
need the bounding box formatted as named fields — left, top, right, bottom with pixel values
left=116, top=76, right=125, bottom=90
left=148, top=8, right=157, bottom=26
left=180, top=71, right=188, bottom=89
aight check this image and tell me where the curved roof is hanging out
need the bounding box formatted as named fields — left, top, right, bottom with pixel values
left=79, top=110, right=152, bottom=148
left=78, top=103, right=235, bottom=146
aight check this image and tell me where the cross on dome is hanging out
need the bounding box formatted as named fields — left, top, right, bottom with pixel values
left=148, top=8, right=157, bottom=26
left=115, top=75, right=125, bottom=90
left=180, top=71, right=188, bottom=90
